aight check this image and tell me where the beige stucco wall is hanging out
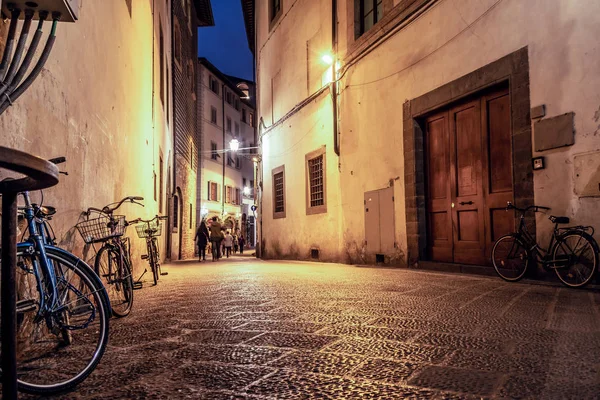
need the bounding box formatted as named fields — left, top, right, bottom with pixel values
left=257, top=0, right=600, bottom=265
left=0, top=1, right=173, bottom=273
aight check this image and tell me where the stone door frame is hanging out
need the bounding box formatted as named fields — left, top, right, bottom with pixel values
left=403, top=47, right=534, bottom=266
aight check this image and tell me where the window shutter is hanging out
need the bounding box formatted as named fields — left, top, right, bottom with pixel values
left=217, top=184, right=221, bottom=202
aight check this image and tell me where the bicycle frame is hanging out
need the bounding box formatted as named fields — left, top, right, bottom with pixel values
left=19, top=191, right=61, bottom=318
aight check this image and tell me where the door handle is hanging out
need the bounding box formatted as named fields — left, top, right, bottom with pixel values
left=459, top=201, right=474, bottom=206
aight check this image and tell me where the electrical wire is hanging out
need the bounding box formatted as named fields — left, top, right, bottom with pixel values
left=343, top=0, right=504, bottom=89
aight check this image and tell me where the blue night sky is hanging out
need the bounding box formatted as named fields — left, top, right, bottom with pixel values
left=198, top=0, right=254, bottom=81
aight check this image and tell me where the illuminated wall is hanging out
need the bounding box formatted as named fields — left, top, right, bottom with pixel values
left=0, top=1, right=173, bottom=273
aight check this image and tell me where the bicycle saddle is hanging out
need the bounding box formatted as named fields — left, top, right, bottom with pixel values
left=550, top=215, right=569, bottom=224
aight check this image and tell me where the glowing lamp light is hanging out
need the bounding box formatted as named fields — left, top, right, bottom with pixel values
left=201, top=206, right=208, bottom=217
left=243, top=186, right=251, bottom=196
left=321, top=54, right=334, bottom=65
left=229, top=138, right=240, bottom=151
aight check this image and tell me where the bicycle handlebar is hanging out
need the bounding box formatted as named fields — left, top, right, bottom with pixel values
left=135, top=215, right=168, bottom=223
left=86, top=196, right=144, bottom=215
left=506, top=202, right=550, bottom=213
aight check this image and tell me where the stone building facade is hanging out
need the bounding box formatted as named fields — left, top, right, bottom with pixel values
left=244, top=0, right=600, bottom=278
left=0, top=1, right=213, bottom=273
left=197, top=58, right=256, bottom=244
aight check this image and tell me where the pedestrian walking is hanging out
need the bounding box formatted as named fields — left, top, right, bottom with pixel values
left=238, top=235, right=245, bottom=254
left=208, top=216, right=223, bottom=261
left=223, top=230, right=233, bottom=258
left=233, top=234, right=239, bottom=254
left=194, top=219, right=209, bottom=261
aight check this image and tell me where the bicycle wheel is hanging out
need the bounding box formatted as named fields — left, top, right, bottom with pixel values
left=4, top=245, right=110, bottom=395
left=94, top=244, right=134, bottom=317
left=149, top=239, right=158, bottom=285
left=553, top=231, right=598, bottom=288
left=491, top=234, right=530, bottom=282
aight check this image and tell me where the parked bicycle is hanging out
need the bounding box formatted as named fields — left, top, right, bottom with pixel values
left=134, top=215, right=168, bottom=285
left=76, top=196, right=143, bottom=317
left=2, top=157, right=111, bottom=395
left=491, top=202, right=599, bottom=288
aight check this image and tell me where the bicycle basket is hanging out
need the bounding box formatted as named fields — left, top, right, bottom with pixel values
left=76, top=215, right=127, bottom=244
left=135, top=220, right=163, bottom=238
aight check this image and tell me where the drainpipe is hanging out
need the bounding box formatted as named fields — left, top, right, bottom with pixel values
left=332, top=0, right=339, bottom=156
left=222, top=82, right=226, bottom=218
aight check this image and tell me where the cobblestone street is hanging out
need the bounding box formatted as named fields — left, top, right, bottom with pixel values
left=32, top=256, right=600, bottom=399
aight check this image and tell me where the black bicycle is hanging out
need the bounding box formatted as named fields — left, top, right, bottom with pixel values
left=76, top=196, right=143, bottom=317
left=134, top=215, right=168, bottom=285
left=491, top=202, right=599, bottom=288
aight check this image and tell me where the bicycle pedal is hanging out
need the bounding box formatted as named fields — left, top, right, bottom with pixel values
left=160, top=272, right=168, bottom=275
left=141, top=254, right=149, bottom=260
left=16, top=299, right=37, bottom=314
left=133, top=282, right=143, bottom=290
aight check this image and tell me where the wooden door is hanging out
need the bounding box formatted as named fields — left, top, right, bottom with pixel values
left=425, top=88, right=513, bottom=265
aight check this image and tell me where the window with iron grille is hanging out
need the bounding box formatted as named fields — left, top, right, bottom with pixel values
left=355, top=0, right=383, bottom=38
left=270, top=0, right=281, bottom=22
left=272, top=165, right=285, bottom=218
left=305, top=147, right=326, bottom=215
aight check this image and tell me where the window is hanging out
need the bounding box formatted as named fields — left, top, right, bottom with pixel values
left=272, top=165, right=285, bottom=219
left=173, top=195, right=179, bottom=228
left=234, top=122, right=239, bottom=135
left=226, top=117, right=232, bottom=132
left=159, top=22, right=165, bottom=105
left=211, top=141, right=218, bottom=160
left=188, top=61, right=196, bottom=94
left=242, top=109, right=247, bottom=123
left=356, top=0, right=383, bottom=38
left=234, top=98, right=240, bottom=110
left=159, top=156, right=164, bottom=212
left=249, top=112, right=254, bottom=127
left=211, top=106, right=217, bottom=124
left=305, top=147, right=327, bottom=215
left=243, top=178, right=247, bottom=187
left=225, top=186, right=232, bottom=204
left=235, top=155, right=241, bottom=169
left=208, top=181, right=218, bottom=201
left=153, top=171, right=157, bottom=201
left=173, top=19, right=182, bottom=65
left=226, top=91, right=232, bottom=105
left=227, top=154, right=234, bottom=167
left=209, top=76, right=219, bottom=95
left=235, top=188, right=241, bottom=205
left=270, top=0, right=282, bottom=22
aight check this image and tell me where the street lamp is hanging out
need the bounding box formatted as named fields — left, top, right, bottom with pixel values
left=229, top=138, right=240, bottom=152
left=321, top=53, right=334, bottom=65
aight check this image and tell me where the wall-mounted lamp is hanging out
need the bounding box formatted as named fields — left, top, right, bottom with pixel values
left=243, top=186, right=251, bottom=196
left=229, top=138, right=240, bottom=151
left=321, top=53, right=334, bottom=65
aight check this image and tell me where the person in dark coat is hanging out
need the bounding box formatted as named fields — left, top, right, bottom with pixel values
left=194, top=219, right=210, bottom=261
left=238, top=235, right=245, bottom=254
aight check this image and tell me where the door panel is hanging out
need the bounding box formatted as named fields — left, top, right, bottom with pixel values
left=451, top=101, right=486, bottom=265
left=364, top=190, right=381, bottom=253
left=426, top=112, right=453, bottom=262
left=425, top=87, right=513, bottom=266
left=379, top=187, right=396, bottom=253
left=483, top=90, right=514, bottom=257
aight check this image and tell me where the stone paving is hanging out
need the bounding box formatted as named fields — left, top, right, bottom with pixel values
left=26, top=256, right=600, bottom=399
